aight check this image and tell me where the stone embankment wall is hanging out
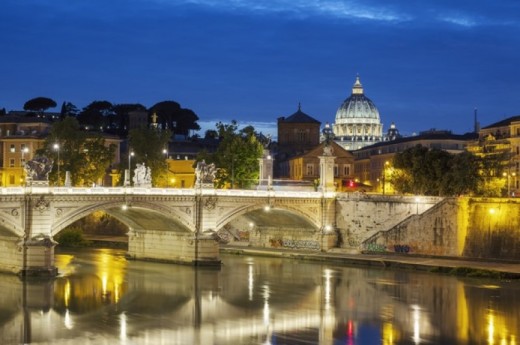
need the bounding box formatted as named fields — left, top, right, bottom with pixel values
left=356, top=196, right=520, bottom=260
left=335, top=194, right=441, bottom=251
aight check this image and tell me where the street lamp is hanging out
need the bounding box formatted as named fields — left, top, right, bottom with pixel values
left=163, top=148, right=168, bottom=187
left=382, top=161, right=389, bottom=195
left=53, top=143, right=60, bottom=186
left=128, top=151, right=134, bottom=186
left=503, top=172, right=516, bottom=197
left=21, top=147, right=29, bottom=185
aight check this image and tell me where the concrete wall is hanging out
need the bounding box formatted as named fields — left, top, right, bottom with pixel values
left=127, top=230, right=220, bottom=264
left=361, top=197, right=520, bottom=260
left=336, top=194, right=440, bottom=249
left=249, top=227, right=322, bottom=250
left=0, top=235, right=22, bottom=273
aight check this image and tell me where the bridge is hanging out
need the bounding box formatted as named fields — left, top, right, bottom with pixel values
left=0, top=186, right=337, bottom=276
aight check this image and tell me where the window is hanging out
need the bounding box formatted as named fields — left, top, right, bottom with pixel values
left=334, top=164, right=339, bottom=177
left=306, top=164, right=314, bottom=176
left=343, top=164, right=351, bottom=176
left=10, top=144, right=15, bottom=153
left=9, top=159, right=15, bottom=167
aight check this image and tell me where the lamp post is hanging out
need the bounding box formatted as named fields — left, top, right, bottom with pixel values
left=503, top=172, right=516, bottom=197
left=53, top=143, right=60, bottom=186
left=128, top=151, right=134, bottom=186
left=382, top=161, right=389, bottom=195
left=21, top=147, right=29, bottom=185
left=163, top=148, right=168, bottom=187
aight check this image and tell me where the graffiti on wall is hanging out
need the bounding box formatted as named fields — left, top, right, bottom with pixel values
left=269, top=238, right=320, bottom=250
left=364, top=243, right=387, bottom=252
left=394, top=244, right=411, bottom=253
left=283, top=239, right=321, bottom=250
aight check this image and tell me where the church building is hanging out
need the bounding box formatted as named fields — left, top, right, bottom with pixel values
left=333, top=76, right=384, bottom=150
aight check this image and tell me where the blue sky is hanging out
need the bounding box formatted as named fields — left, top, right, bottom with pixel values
left=1, top=0, right=519, bottom=137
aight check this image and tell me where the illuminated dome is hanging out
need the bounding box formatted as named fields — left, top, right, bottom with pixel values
left=333, top=76, right=383, bottom=150
left=335, top=76, right=380, bottom=121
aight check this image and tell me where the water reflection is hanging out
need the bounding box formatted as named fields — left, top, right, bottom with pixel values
left=0, top=249, right=519, bottom=344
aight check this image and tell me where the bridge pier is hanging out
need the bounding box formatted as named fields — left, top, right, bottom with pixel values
left=20, top=235, right=58, bottom=277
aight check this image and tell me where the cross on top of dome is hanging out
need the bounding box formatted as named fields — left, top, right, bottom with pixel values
left=352, top=75, right=364, bottom=95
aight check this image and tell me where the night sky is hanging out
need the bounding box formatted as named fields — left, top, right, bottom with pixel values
left=1, top=0, right=519, bottom=138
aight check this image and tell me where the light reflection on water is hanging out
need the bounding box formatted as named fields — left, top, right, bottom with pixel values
left=0, top=248, right=519, bottom=344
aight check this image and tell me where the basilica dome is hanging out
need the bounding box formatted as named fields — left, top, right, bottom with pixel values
left=333, top=76, right=384, bottom=150
left=335, top=76, right=380, bottom=122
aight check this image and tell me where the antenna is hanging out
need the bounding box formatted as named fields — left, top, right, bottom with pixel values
left=474, top=107, right=480, bottom=133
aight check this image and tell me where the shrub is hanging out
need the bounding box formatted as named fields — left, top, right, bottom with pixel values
left=55, top=227, right=90, bottom=247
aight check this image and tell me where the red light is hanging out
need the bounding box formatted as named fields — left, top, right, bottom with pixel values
left=347, top=320, right=354, bottom=336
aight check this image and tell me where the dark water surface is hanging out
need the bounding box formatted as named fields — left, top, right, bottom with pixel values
left=1, top=248, right=519, bottom=344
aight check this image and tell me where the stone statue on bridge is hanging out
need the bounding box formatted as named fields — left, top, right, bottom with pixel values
left=195, top=160, right=216, bottom=188
left=133, top=163, right=152, bottom=187
left=24, top=156, right=54, bottom=186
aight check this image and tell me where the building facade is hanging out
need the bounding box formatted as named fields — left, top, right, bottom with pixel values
left=287, top=141, right=355, bottom=191
left=467, top=115, right=520, bottom=195
left=353, top=130, right=477, bottom=192
left=0, top=116, right=50, bottom=186
left=276, top=105, right=321, bottom=178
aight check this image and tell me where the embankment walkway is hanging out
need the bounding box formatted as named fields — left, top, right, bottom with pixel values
left=221, top=245, right=520, bottom=279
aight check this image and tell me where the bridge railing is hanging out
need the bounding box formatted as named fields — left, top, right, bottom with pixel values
left=0, top=186, right=330, bottom=198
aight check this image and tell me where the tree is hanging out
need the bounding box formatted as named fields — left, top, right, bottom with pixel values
left=391, top=145, right=482, bottom=196
left=39, top=117, right=115, bottom=186
left=149, top=101, right=200, bottom=137
left=23, top=97, right=57, bottom=115
left=112, top=103, right=146, bottom=135
left=128, top=127, right=171, bottom=186
left=77, top=100, right=114, bottom=130
left=59, top=101, right=79, bottom=118
left=197, top=121, right=263, bottom=189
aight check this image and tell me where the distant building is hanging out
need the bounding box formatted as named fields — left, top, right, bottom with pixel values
left=276, top=104, right=321, bottom=177
left=333, top=76, right=384, bottom=150
left=466, top=115, right=520, bottom=195
left=287, top=141, right=355, bottom=191
left=0, top=116, right=50, bottom=186
left=353, top=129, right=477, bottom=192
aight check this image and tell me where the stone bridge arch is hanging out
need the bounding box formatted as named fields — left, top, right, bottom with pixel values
left=50, top=199, right=194, bottom=237
left=212, top=194, right=327, bottom=232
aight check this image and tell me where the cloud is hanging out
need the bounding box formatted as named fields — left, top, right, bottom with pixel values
left=158, top=0, right=410, bottom=22
left=438, top=14, right=477, bottom=27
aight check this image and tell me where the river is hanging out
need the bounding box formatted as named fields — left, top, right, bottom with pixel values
left=0, top=248, right=519, bottom=344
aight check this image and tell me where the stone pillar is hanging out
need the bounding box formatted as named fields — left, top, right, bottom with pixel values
left=257, top=149, right=273, bottom=190
left=319, top=149, right=336, bottom=193
left=124, top=169, right=130, bottom=186
left=64, top=171, right=72, bottom=187
left=20, top=235, right=58, bottom=277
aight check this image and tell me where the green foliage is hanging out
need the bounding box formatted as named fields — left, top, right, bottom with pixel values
left=77, top=100, right=114, bottom=129
left=23, top=97, right=57, bottom=114
left=149, top=101, right=201, bottom=137
left=39, top=117, right=115, bottom=186
left=112, top=103, right=146, bottom=135
left=197, top=120, right=264, bottom=189
left=128, top=127, right=171, bottom=186
left=59, top=101, right=79, bottom=118
left=391, top=145, right=482, bottom=196
left=70, top=211, right=128, bottom=235
left=55, top=227, right=90, bottom=247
